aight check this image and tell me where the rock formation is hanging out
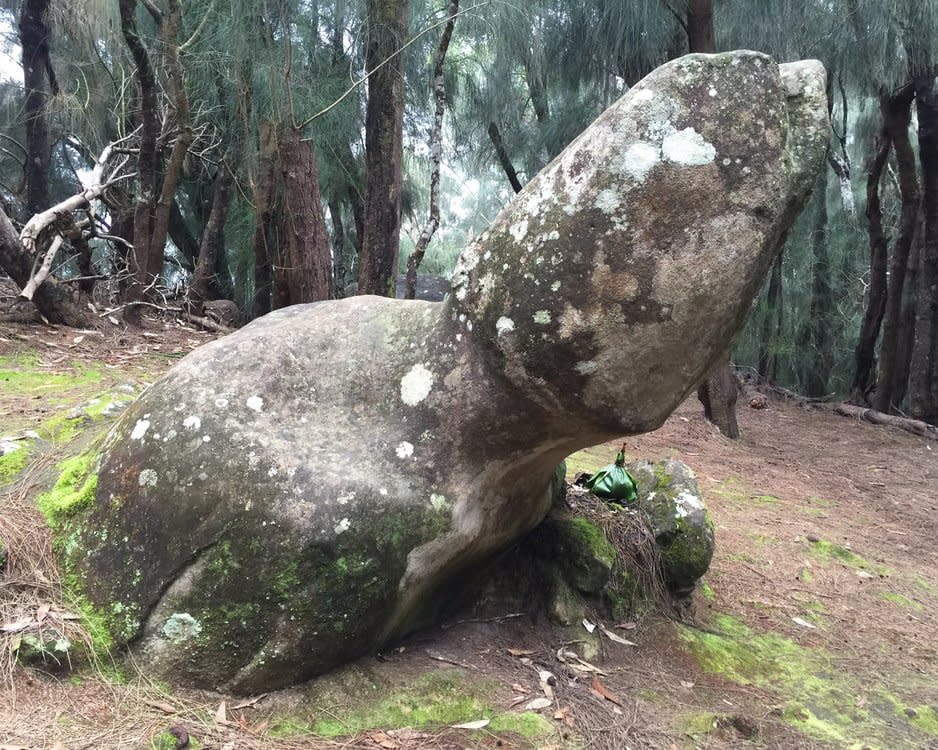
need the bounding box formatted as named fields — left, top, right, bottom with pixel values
left=60, top=51, right=828, bottom=692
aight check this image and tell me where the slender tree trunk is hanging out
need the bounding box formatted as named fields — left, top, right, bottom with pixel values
left=873, top=85, right=920, bottom=414
left=19, top=0, right=54, bottom=218
left=0, top=209, right=87, bottom=325
left=911, top=74, right=938, bottom=425
left=168, top=200, right=200, bottom=269
left=686, top=0, right=715, bottom=54
left=851, top=99, right=898, bottom=403
left=757, top=251, right=783, bottom=381
left=119, top=0, right=159, bottom=324
left=251, top=121, right=279, bottom=319
left=894, top=216, right=922, bottom=408
left=488, top=122, right=523, bottom=194
left=330, top=201, right=346, bottom=297
left=801, top=166, right=834, bottom=396
left=405, top=0, right=458, bottom=300
left=357, top=0, right=408, bottom=297
left=190, top=166, right=235, bottom=309
left=146, top=0, right=192, bottom=286
left=278, top=126, right=332, bottom=305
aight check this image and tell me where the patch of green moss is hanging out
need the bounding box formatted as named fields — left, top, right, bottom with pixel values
left=679, top=613, right=932, bottom=747
left=0, top=355, right=102, bottom=397
left=752, top=494, right=780, bottom=505
left=36, top=450, right=99, bottom=527
left=270, top=672, right=554, bottom=742
left=908, top=706, right=938, bottom=735
left=913, top=576, right=938, bottom=597
left=567, top=518, right=616, bottom=569
left=682, top=711, right=722, bottom=735
left=699, top=581, right=715, bottom=601
left=807, top=539, right=887, bottom=575
left=879, top=592, right=923, bottom=612
left=0, top=446, right=29, bottom=484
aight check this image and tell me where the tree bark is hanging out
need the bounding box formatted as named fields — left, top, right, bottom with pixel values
left=0, top=208, right=87, bottom=325
left=330, top=200, right=346, bottom=297
left=119, top=0, right=159, bottom=324
left=911, top=75, right=938, bottom=425
left=277, top=126, right=332, bottom=305
left=686, top=0, right=715, bottom=54
left=873, top=85, right=920, bottom=414
left=893, top=216, right=922, bottom=408
left=168, top=199, right=200, bottom=269
left=696, top=356, right=739, bottom=439
left=850, top=117, right=893, bottom=404
left=357, top=0, right=408, bottom=297
left=190, top=165, right=235, bottom=309
left=19, top=0, right=54, bottom=218
left=251, top=121, right=279, bottom=319
left=757, top=251, right=783, bottom=382
left=800, top=165, right=834, bottom=396
left=488, top=122, right=523, bottom=194
left=405, top=0, right=457, bottom=300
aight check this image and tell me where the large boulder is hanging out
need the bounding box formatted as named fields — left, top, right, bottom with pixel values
left=62, top=51, right=828, bottom=692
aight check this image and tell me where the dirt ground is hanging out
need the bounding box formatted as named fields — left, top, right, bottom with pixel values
left=1, top=317, right=937, bottom=750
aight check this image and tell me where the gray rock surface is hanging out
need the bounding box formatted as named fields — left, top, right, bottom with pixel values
left=64, top=51, right=828, bottom=692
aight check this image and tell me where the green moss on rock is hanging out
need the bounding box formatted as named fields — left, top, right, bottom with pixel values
left=36, top=450, right=99, bottom=527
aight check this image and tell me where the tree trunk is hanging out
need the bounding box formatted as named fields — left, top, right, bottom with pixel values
left=911, top=74, right=938, bottom=425
left=169, top=199, right=200, bottom=270
left=0, top=208, right=87, bottom=326
left=696, top=357, right=739, bottom=439
left=119, top=0, right=159, bottom=324
left=405, top=0, right=458, bottom=300
left=800, top=165, right=834, bottom=396
left=330, top=200, right=346, bottom=297
left=850, top=118, right=893, bottom=404
left=757, top=250, right=783, bottom=382
left=686, top=0, right=715, bottom=54
left=146, top=0, right=192, bottom=287
left=488, top=122, right=523, bottom=194
left=251, top=121, right=279, bottom=319
left=893, top=215, right=922, bottom=408
left=277, top=126, right=333, bottom=305
left=873, top=85, right=920, bottom=414
left=190, top=166, right=235, bottom=310
left=19, top=0, right=54, bottom=218
left=357, top=0, right=408, bottom=297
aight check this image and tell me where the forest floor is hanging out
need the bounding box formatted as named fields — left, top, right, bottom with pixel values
left=1, top=316, right=937, bottom=750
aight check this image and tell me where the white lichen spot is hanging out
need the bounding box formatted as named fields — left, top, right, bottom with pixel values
left=334, top=518, right=351, bottom=534
left=547, top=230, right=560, bottom=241
left=138, top=468, right=158, bottom=488
left=214, top=397, right=229, bottom=408
left=202, top=435, right=211, bottom=443
left=661, top=128, right=716, bottom=166
left=183, top=415, right=201, bottom=431
left=267, top=466, right=278, bottom=477
left=130, top=419, right=150, bottom=441
left=396, top=441, right=415, bottom=459
left=674, top=491, right=705, bottom=519
left=400, top=363, right=434, bottom=406
left=379, top=488, right=388, bottom=496
left=622, top=141, right=660, bottom=182
left=430, top=493, right=449, bottom=511
left=336, top=491, right=354, bottom=505
left=533, top=310, right=551, bottom=325
left=162, top=613, right=202, bottom=642
left=551, top=280, right=561, bottom=292
left=509, top=219, right=529, bottom=243
left=708, top=87, right=717, bottom=97
left=575, top=360, right=600, bottom=375
left=246, top=396, right=264, bottom=412
left=594, top=188, right=621, bottom=214
left=496, top=317, right=515, bottom=336
left=633, top=88, right=654, bottom=102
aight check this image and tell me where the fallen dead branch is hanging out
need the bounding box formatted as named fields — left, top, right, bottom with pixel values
left=834, top=403, right=938, bottom=441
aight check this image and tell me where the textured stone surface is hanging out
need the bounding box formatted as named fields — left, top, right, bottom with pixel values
left=629, top=459, right=715, bottom=595
left=66, top=51, right=827, bottom=692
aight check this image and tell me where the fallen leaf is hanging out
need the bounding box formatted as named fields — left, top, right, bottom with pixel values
left=214, top=700, right=228, bottom=724
left=450, top=719, right=490, bottom=730
left=509, top=694, right=529, bottom=707
left=569, top=657, right=606, bottom=675
left=36, top=604, right=51, bottom=624
left=600, top=625, right=636, bottom=647
left=232, top=693, right=268, bottom=710
left=369, top=730, right=400, bottom=747
left=524, top=697, right=552, bottom=711
left=107, top=315, right=120, bottom=326
left=510, top=683, right=528, bottom=693
left=252, top=719, right=269, bottom=734
left=553, top=706, right=575, bottom=727
left=680, top=680, right=695, bottom=689
left=856, top=571, right=874, bottom=579
left=615, top=621, right=637, bottom=630
left=590, top=677, right=623, bottom=707
left=144, top=699, right=177, bottom=714
left=792, top=617, right=817, bottom=629
left=507, top=647, right=536, bottom=657
left=72, top=335, right=85, bottom=344
left=582, top=618, right=596, bottom=633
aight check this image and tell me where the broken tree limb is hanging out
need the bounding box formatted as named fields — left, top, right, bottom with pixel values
left=834, top=403, right=938, bottom=441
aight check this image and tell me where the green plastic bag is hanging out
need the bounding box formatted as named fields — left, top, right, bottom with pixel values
left=586, top=445, right=637, bottom=503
